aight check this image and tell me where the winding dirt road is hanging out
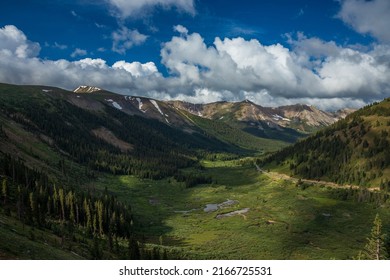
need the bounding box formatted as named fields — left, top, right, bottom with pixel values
left=254, top=163, right=380, bottom=192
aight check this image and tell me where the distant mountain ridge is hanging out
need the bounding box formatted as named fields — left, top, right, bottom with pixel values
left=73, top=85, right=355, bottom=144
left=167, top=99, right=353, bottom=133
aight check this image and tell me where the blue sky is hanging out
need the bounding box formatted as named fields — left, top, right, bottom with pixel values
left=1, top=0, right=390, bottom=110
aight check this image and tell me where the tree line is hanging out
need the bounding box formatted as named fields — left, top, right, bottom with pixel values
left=1, top=151, right=193, bottom=259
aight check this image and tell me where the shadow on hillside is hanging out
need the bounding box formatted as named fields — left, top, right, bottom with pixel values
left=87, top=175, right=191, bottom=248
left=278, top=186, right=378, bottom=259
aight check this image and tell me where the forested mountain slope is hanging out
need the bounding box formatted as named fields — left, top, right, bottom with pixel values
left=0, top=83, right=235, bottom=259
left=261, top=98, right=390, bottom=188
left=0, top=83, right=240, bottom=180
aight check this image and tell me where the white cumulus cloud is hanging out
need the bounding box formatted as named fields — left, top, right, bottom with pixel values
left=0, top=25, right=40, bottom=58
left=287, top=32, right=342, bottom=59
left=0, top=26, right=156, bottom=93
left=173, top=24, right=188, bottom=35
left=74, top=58, right=108, bottom=69
left=338, top=0, right=390, bottom=43
left=112, top=27, right=148, bottom=54
left=71, top=48, right=88, bottom=58
left=112, top=61, right=159, bottom=77
left=1, top=25, right=390, bottom=111
left=160, top=28, right=390, bottom=103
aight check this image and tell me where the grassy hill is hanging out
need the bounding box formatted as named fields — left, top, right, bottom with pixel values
left=260, top=98, right=390, bottom=188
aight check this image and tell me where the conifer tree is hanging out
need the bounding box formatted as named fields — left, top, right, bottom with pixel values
left=66, top=191, right=75, bottom=223
left=359, top=214, right=388, bottom=260
left=29, top=192, right=35, bottom=222
left=53, top=185, right=58, bottom=214
left=59, top=188, right=65, bottom=221
left=127, top=236, right=140, bottom=260
left=2, top=178, right=8, bottom=205
left=95, top=200, right=104, bottom=236
left=16, top=185, right=22, bottom=221
left=84, top=198, right=92, bottom=232
left=91, top=237, right=103, bottom=260
left=93, top=213, right=97, bottom=235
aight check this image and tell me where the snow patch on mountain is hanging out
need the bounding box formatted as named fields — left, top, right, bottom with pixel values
left=272, top=114, right=291, bottom=122
left=136, top=98, right=144, bottom=111
left=74, top=85, right=101, bottom=93
left=112, top=102, right=122, bottom=110
left=105, top=99, right=122, bottom=110
left=150, top=100, right=163, bottom=115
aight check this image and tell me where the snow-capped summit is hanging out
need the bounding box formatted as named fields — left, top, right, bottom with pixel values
left=73, top=85, right=102, bottom=93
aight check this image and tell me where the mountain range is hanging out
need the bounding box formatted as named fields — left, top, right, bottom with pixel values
left=72, top=85, right=353, bottom=145
left=0, top=82, right=359, bottom=183
left=2, top=82, right=388, bottom=260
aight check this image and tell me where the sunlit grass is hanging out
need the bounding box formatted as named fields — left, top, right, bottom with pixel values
left=92, top=160, right=389, bottom=259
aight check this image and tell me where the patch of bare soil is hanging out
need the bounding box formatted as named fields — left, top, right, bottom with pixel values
left=67, top=95, right=104, bottom=111
left=91, top=127, right=133, bottom=152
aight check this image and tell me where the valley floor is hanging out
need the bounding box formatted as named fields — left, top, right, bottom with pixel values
left=91, top=160, right=389, bottom=259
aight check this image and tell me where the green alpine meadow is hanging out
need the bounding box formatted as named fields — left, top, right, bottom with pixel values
left=1, top=83, right=389, bottom=260
left=1, top=0, right=390, bottom=262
